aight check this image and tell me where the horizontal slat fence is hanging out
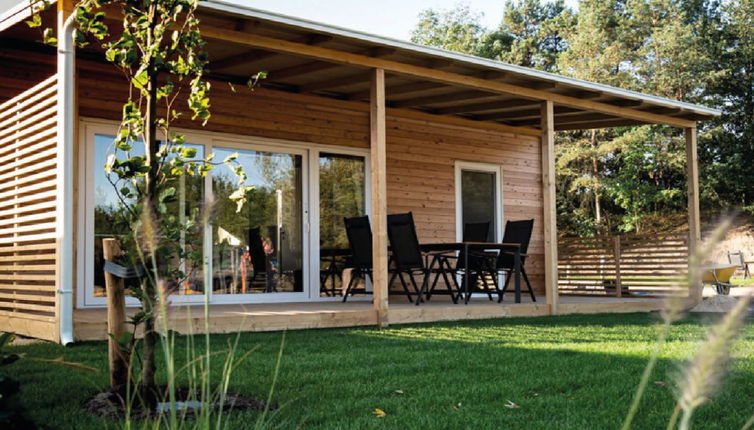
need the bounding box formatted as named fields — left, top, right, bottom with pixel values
left=558, top=232, right=689, bottom=297
left=0, top=75, right=59, bottom=341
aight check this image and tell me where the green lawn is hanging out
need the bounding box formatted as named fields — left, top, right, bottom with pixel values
left=7, top=313, right=754, bottom=429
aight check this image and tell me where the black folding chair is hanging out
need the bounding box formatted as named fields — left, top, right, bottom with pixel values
left=484, top=219, right=536, bottom=302
left=386, top=212, right=438, bottom=305
left=428, top=221, right=492, bottom=302
left=342, top=216, right=374, bottom=301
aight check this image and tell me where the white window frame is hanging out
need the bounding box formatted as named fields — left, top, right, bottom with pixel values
left=454, top=161, right=504, bottom=242
left=77, top=118, right=370, bottom=308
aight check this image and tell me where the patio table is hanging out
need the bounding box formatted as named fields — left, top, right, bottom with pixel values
left=320, top=248, right=351, bottom=296
left=419, top=242, right=524, bottom=304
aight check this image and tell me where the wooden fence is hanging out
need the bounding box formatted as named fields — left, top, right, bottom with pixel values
left=558, top=232, right=689, bottom=297
left=0, top=76, right=59, bottom=341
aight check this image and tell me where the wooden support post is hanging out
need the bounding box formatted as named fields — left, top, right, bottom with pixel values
left=540, top=101, right=559, bottom=314
left=613, top=236, right=622, bottom=298
left=103, top=238, right=129, bottom=388
left=370, top=68, right=389, bottom=326
left=686, top=126, right=702, bottom=304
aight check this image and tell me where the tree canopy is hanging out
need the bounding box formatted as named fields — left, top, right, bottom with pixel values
left=410, top=0, right=752, bottom=236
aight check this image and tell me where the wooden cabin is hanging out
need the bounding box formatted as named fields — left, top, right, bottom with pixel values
left=0, top=0, right=720, bottom=343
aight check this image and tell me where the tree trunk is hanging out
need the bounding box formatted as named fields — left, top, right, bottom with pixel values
left=591, top=129, right=602, bottom=225
left=139, top=5, right=160, bottom=407
left=140, top=290, right=158, bottom=407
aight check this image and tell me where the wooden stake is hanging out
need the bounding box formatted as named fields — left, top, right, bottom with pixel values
left=103, top=238, right=128, bottom=389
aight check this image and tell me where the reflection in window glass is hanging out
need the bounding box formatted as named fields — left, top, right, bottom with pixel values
left=92, top=134, right=205, bottom=297
left=319, top=153, right=366, bottom=297
left=211, top=147, right=304, bottom=294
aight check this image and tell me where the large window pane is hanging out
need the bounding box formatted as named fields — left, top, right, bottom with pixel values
left=318, top=153, right=366, bottom=297
left=212, top=147, right=304, bottom=295
left=92, top=134, right=205, bottom=298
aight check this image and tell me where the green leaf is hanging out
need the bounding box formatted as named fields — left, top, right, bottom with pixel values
left=131, top=68, right=149, bottom=91
left=25, top=14, right=42, bottom=28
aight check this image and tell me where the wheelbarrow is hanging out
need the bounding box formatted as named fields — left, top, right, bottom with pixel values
left=701, top=264, right=737, bottom=295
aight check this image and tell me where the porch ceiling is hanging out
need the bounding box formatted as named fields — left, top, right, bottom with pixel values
left=0, top=0, right=721, bottom=131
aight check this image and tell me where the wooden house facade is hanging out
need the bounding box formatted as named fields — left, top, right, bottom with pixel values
left=0, top=0, right=719, bottom=342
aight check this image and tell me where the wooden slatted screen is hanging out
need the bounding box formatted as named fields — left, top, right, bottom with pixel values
left=0, top=76, right=59, bottom=341
left=558, top=232, right=689, bottom=297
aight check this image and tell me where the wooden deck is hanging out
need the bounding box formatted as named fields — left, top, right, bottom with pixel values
left=72, top=295, right=666, bottom=341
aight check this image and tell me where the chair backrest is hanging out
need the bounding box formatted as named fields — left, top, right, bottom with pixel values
left=497, top=219, right=535, bottom=269
left=387, top=212, right=424, bottom=270
left=344, top=216, right=373, bottom=270
left=463, top=221, right=491, bottom=242
left=728, top=251, right=746, bottom=269
left=248, top=227, right=267, bottom=273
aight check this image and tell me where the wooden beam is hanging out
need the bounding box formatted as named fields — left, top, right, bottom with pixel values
left=477, top=106, right=580, bottom=122
left=611, top=99, right=644, bottom=107
left=299, top=72, right=372, bottom=93
left=392, top=90, right=496, bottom=108
left=210, top=34, right=333, bottom=70
left=370, top=68, right=389, bottom=327
left=434, top=98, right=534, bottom=115
left=199, top=26, right=695, bottom=127
left=570, top=90, right=603, bottom=100
left=388, top=106, right=540, bottom=136
left=268, top=61, right=339, bottom=81
left=268, top=47, right=395, bottom=82
left=349, top=81, right=443, bottom=100
left=555, top=118, right=646, bottom=131
left=540, top=101, right=558, bottom=314
left=513, top=111, right=614, bottom=127
left=685, top=126, right=702, bottom=305
left=209, top=50, right=278, bottom=70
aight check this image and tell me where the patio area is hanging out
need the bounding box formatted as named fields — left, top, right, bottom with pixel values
left=72, top=295, right=665, bottom=341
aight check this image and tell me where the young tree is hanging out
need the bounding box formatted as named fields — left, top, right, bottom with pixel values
left=29, top=0, right=253, bottom=406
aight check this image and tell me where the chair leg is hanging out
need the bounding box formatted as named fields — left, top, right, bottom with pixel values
left=498, top=271, right=512, bottom=303
left=489, top=269, right=503, bottom=302
left=414, top=270, right=431, bottom=306
left=427, top=256, right=442, bottom=301
left=408, top=273, right=424, bottom=303
left=439, top=260, right=459, bottom=304
left=342, top=272, right=358, bottom=302
left=396, top=272, right=414, bottom=303
left=479, top=272, right=494, bottom=301
left=522, top=268, right=536, bottom=302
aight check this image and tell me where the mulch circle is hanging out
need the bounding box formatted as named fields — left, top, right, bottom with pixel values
left=84, top=386, right=275, bottom=420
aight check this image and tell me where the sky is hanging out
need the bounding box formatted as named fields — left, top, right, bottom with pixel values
left=232, top=0, right=579, bottom=41
left=0, top=1, right=579, bottom=42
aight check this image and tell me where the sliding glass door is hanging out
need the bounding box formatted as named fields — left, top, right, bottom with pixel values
left=85, top=133, right=206, bottom=306
left=210, top=144, right=308, bottom=302
left=82, top=122, right=370, bottom=306
left=318, top=152, right=367, bottom=297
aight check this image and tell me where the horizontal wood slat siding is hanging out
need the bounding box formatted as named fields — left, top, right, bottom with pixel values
left=558, top=233, right=689, bottom=297
left=0, top=75, right=58, bottom=341
left=385, top=116, right=545, bottom=294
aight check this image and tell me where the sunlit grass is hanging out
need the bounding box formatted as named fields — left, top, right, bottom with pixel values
left=8, top=312, right=754, bottom=429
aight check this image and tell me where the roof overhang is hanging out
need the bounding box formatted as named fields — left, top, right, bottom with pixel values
left=0, top=0, right=721, bottom=132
